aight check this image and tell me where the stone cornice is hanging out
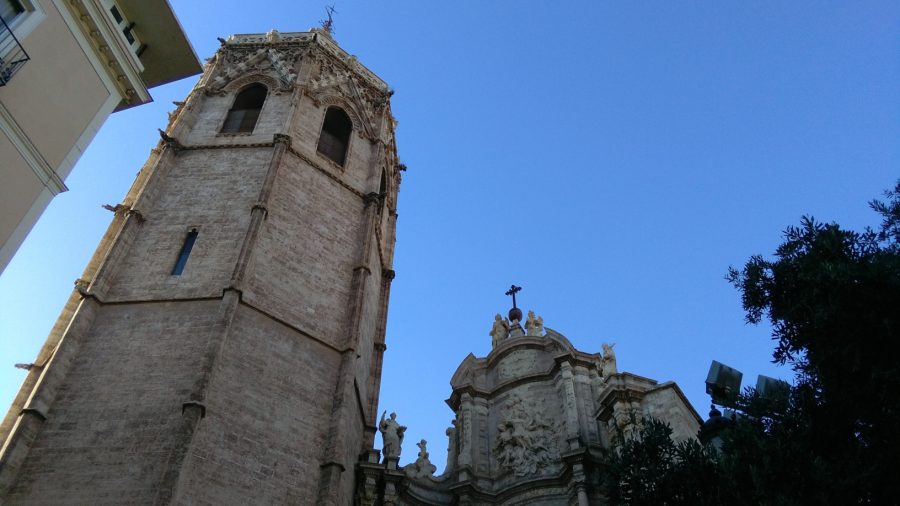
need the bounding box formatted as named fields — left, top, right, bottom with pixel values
left=61, top=0, right=150, bottom=107
left=446, top=350, right=600, bottom=411
left=224, top=30, right=389, bottom=93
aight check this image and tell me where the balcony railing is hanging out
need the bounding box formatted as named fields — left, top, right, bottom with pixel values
left=0, top=15, right=30, bottom=86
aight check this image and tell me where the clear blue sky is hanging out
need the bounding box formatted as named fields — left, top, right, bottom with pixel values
left=1, top=1, right=897, bottom=471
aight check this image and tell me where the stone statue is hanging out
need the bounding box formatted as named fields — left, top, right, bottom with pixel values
left=489, top=314, right=510, bottom=348
left=445, top=419, right=458, bottom=473
left=379, top=411, right=407, bottom=461
left=601, top=342, right=617, bottom=377
left=525, top=310, right=544, bottom=337
left=609, top=400, right=643, bottom=444
left=405, top=439, right=437, bottom=478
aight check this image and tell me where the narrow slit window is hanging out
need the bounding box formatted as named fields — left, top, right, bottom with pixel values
left=317, top=107, right=352, bottom=166
left=221, top=84, right=267, bottom=133
left=171, top=228, right=198, bottom=276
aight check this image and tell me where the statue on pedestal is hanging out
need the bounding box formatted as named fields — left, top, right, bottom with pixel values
left=379, top=411, right=407, bottom=462
left=525, top=310, right=544, bottom=337
left=490, top=314, right=510, bottom=348
left=601, top=342, right=617, bottom=377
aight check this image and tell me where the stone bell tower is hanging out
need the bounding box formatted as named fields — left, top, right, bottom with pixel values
left=0, top=29, right=399, bottom=505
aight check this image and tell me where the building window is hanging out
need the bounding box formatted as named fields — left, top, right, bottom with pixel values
left=0, top=1, right=24, bottom=24
left=221, top=84, right=267, bottom=133
left=171, top=228, right=198, bottom=276
left=317, top=107, right=352, bottom=166
left=102, top=0, right=141, bottom=54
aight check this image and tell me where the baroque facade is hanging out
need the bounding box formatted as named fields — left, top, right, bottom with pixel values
left=0, top=27, right=700, bottom=505
left=361, top=312, right=700, bottom=505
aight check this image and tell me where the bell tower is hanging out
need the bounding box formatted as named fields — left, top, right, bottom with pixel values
left=0, top=29, right=400, bottom=505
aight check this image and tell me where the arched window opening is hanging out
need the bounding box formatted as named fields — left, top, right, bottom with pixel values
left=221, top=84, right=267, bottom=133
left=379, top=170, right=387, bottom=195
left=317, top=107, right=352, bottom=166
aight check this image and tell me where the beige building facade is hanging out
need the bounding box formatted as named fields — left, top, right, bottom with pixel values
left=0, top=0, right=200, bottom=273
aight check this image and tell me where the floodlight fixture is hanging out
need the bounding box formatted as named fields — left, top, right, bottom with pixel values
left=756, top=375, right=790, bottom=400
left=705, top=360, right=742, bottom=407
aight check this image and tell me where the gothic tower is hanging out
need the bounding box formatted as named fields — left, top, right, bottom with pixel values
left=0, top=29, right=399, bottom=505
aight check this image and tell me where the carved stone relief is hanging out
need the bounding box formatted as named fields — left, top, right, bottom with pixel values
left=207, top=46, right=302, bottom=94
left=492, top=395, right=559, bottom=477
left=496, top=350, right=538, bottom=382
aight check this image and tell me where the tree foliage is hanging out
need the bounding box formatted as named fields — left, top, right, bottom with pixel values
left=603, top=182, right=900, bottom=505
left=603, top=418, right=721, bottom=506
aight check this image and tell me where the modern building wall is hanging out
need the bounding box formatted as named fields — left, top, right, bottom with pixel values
left=0, top=0, right=200, bottom=273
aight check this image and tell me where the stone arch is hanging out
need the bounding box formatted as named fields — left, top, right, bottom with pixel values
left=221, top=73, right=281, bottom=95
left=316, top=94, right=368, bottom=137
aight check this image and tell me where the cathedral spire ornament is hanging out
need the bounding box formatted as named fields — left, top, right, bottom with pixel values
left=505, top=284, right=525, bottom=337
left=320, top=5, right=337, bottom=35
left=505, top=284, right=522, bottom=322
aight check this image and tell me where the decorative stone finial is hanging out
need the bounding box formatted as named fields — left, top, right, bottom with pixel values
left=404, top=439, right=437, bottom=479
left=266, top=29, right=281, bottom=42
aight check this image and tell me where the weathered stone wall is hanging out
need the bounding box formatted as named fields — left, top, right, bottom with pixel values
left=0, top=31, right=399, bottom=506
left=106, top=148, right=269, bottom=300
left=2, top=300, right=219, bottom=504
left=175, top=305, right=342, bottom=504
left=642, top=385, right=700, bottom=442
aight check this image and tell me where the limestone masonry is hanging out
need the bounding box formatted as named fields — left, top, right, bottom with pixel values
left=0, top=29, right=698, bottom=505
